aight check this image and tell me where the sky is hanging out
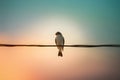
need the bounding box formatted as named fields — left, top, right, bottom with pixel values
left=0, top=0, right=120, bottom=80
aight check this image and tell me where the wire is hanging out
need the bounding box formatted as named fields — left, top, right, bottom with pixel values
left=0, top=44, right=120, bottom=47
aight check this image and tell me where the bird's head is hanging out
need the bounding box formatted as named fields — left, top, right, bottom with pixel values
left=55, top=32, right=62, bottom=36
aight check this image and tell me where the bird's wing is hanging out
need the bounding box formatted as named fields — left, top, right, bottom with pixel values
left=63, top=37, right=65, bottom=45
left=55, top=38, right=57, bottom=45
left=62, top=37, right=65, bottom=50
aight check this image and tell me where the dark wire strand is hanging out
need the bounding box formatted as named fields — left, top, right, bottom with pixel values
left=0, top=44, right=120, bottom=47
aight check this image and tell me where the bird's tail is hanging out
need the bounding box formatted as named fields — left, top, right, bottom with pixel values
left=58, top=51, right=63, bottom=57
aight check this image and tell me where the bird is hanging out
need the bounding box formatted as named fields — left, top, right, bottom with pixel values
left=55, top=32, right=65, bottom=57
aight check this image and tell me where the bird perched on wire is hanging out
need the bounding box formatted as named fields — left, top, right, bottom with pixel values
left=55, top=32, right=65, bottom=57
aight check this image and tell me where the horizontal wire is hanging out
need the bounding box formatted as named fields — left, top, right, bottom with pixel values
left=0, top=44, right=120, bottom=47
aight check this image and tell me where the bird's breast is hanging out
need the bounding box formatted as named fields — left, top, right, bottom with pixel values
left=55, top=36, right=64, bottom=45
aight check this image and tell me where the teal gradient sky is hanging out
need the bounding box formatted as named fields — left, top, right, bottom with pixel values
left=0, top=0, right=120, bottom=44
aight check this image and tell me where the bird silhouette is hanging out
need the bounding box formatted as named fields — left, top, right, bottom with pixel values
left=55, top=32, right=65, bottom=57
